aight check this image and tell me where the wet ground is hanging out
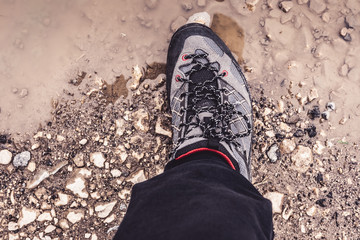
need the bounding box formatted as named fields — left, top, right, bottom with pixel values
left=1, top=0, right=360, bottom=239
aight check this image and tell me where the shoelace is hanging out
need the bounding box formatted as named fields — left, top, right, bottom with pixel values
left=172, top=51, right=251, bottom=154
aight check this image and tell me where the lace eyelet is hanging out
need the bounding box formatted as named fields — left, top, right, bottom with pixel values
left=222, top=70, right=228, bottom=77
left=181, top=54, right=188, bottom=61
left=175, top=75, right=181, bottom=82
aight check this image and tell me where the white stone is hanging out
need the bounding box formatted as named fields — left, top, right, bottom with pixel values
left=13, top=151, right=31, bottom=167
left=264, top=192, right=284, bottom=214
left=55, top=193, right=71, bottom=206
left=308, top=88, right=319, bottom=102
left=73, top=152, right=85, bottom=167
left=37, top=212, right=52, bottom=221
left=18, top=207, right=39, bottom=227
left=27, top=162, right=36, bottom=172
left=313, top=141, right=326, bottom=155
left=31, top=143, right=40, bottom=150
left=95, top=201, right=117, bottom=218
left=187, top=12, right=211, bottom=27
left=8, top=233, right=19, bottom=240
left=279, top=122, right=292, bottom=132
left=104, top=214, right=116, bottom=223
left=90, top=152, right=106, bottom=168
left=306, top=205, right=317, bottom=216
left=79, top=139, right=88, bottom=145
left=0, top=149, right=12, bottom=165
left=66, top=210, right=84, bottom=224
left=155, top=118, right=172, bottom=137
left=291, top=145, right=313, bottom=173
left=44, top=225, right=56, bottom=233
left=91, top=234, right=98, bottom=240
left=56, top=135, right=65, bottom=142
left=59, top=219, right=70, bottom=229
left=130, top=65, right=142, bottom=90
left=280, top=139, right=296, bottom=154
left=115, top=118, right=126, bottom=137
left=132, top=109, right=149, bottom=133
left=66, top=176, right=88, bottom=198
left=8, top=221, right=19, bottom=231
left=128, top=170, right=146, bottom=184
left=309, top=0, right=326, bottom=14
left=111, top=169, right=122, bottom=178
left=279, top=1, right=293, bottom=12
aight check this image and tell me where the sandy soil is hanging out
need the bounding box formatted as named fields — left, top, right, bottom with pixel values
left=0, top=0, right=359, bottom=239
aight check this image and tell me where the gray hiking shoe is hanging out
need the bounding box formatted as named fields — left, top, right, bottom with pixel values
left=166, top=23, right=253, bottom=180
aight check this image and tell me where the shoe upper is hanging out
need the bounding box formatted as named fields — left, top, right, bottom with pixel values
left=166, top=23, right=253, bottom=180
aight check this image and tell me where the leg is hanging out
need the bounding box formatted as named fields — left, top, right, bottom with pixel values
left=113, top=151, right=273, bottom=240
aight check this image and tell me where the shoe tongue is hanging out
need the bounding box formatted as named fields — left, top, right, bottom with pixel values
left=188, top=68, right=217, bottom=109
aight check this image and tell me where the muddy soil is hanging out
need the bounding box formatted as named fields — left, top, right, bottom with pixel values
left=1, top=0, right=360, bottom=239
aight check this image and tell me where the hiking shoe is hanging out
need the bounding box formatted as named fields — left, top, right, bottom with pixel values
left=166, top=23, right=253, bottom=180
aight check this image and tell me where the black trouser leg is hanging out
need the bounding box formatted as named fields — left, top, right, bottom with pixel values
left=113, top=151, right=274, bottom=240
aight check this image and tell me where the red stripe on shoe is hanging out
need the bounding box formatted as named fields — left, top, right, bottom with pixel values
left=175, top=148, right=236, bottom=170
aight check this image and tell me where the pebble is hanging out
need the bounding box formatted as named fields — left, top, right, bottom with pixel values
left=73, top=152, right=85, bottom=167
left=19, top=88, right=28, bottom=98
left=66, top=175, right=88, bottom=198
left=56, top=135, right=65, bottom=142
left=59, top=219, right=70, bottom=229
left=197, top=0, right=206, bottom=7
left=79, top=139, right=88, bottom=145
left=264, top=192, right=284, bottom=214
left=27, top=161, right=68, bottom=189
left=280, top=139, right=296, bottom=154
left=181, top=0, right=193, bottom=11
left=326, top=102, right=335, bottom=111
left=144, top=0, right=158, bottom=9
left=45, top=225, right=56, bottom=233
left=306, top=205, right=317, bottom=216
left=307, top=88, right=319, bottom=102
left=128, top=169, right=146, bottom=184
left=297, top=0, right=308, bottom=4
left=130, top=65, right=143, bottom=90
left=55, top=193, right=71, bottom=206
left=111, top=169, right=122, bottom=178
left=0, top=149, right=12, bottom=165
left=291, top=145, right=313, bottom=173
left=18, top=207, right=39, bottom=227
left=308, top=106, right=321, bottom=120
left=279, top=1, right=293, bottom=12
left=313, top=141, right=326, bottom=155
left=309, top=0, right=326, bottom=14
left=37, top=212, right=52, bottom=221
left=339, top=64, right=349, bottom=76
left=13, top=151, right=31, bottom=167
left=95, top=201, right=117, bottom=218
left=171, top=16, right=187, bottom=32
left=67, top=210, right=84, bottom=224
left=187, top=12, right=211, bottom=27
left=132, top=109, right=150, bottom=133
left=155, top=117, right=172, bottom=137
left=90, top=152, right=106, bottom=168
left=8, top=222, right=19, bottom=231
left=279, top=122, right=292, bottom=132
left=266, top=144, right=280, bottom=163
left=321, top=111, right=330, bottom=120
left=115, top=118, right=126, bottom=137
left=305, top=125, right=317, bottom=137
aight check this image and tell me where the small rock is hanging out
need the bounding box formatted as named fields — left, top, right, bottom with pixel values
left=291, top=145, right=313, bottom=173
left=95, top=201, right=117, bottom=218
left=187, top=12, right=211, bottom=27
left=277, top=100, right=285, bottom=113
left=37, top=212, right=52, bottom=222
left=282, top=207, right=293, bottom=220
left=8, top=222, right=19, bottom=231
left=197, top=0, right=206, bottom=7
left=19, top=88, right=28, bottom=98
left=279, top=122, right=292, bottom=132
left=18, top=207, right=39, bottom=227
left=111, top=169, right=122, bottom=178
left=13, top=151, right=31, bottom=167
left=90, top=152, right=106, bottom=168
left=313, top=141, right=326, bottom=155
left=45, top=225, right=56, bottom=233
left=115, top=118, right=126, bottom=137
left=287, top=114, right=300, bottom=124
left=144, top=0, right=158, bottom=9
left=31, top=143, right=40, bottom=150
left=55, top=193, right=71, bottom=206
left=339, top=117, right=348, bottom=125
left=309, top=0, right=326, bottom=14
left=297, top=0, right=308, bottom=4
left=56, top=135, right=65, bottom=142
left=79, top=139, right=88, bottom=145
left=308, top=88, right=319, bottom=102
left=305, top=125, right=317, bottom=137
left=59, top=219, right=70, bottom=229
left=181, top=0, right=193, bottom=11
left=264, top=192, right=284, bottom=214
left=155, top=117, right=172, bottom=137
left=280, top=139, right=296, bottom=154
left=73, top=153, right=85, bottom=167
left=66, top=210, right=84, bottom=224
left=279, top=1, right=293, bottom=12
left=339, top=64, right=349, bottom=77
left=171, top=16, right=187, bottom=32
left=66, top=175, right=88, bottom=198
left=128, top=170, right=146, bottom=184
left=130, top=65, right=143, bottom=90
left=306, top=205, right=317, bottom=216
left=326, top=102, right=335, bottom=111
left=308, top=106, right=321, bottom=120
left=132, top=109, right=150, bottom=133
left=266, top=144, right=280, bottom=163
left=343, top=33, right=352, bottom=42
left=321, top=111, right=330, bottom=120
left=120, top=202, right=127, bottom=211
left=293, top=129, right=305, bottom=138
left=0, top=149, right=12, bottom=165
